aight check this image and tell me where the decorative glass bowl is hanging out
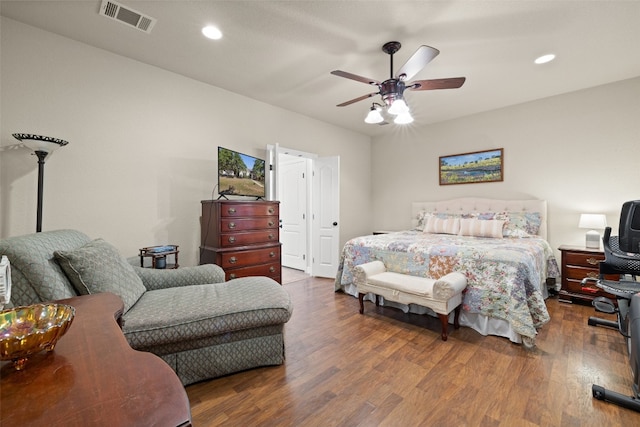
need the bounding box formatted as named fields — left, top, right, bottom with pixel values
left=0, top=303, right=75, bottom=370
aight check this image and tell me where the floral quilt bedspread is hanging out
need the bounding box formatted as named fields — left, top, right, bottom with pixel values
left=335, top=231, right=560, bottom=339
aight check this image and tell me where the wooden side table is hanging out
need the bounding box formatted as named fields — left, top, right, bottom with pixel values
left=0, top=293, right=191, bottom=426
left=558, top=245, right=616, bottom=304
left=140, top=245, right=179, bottom=269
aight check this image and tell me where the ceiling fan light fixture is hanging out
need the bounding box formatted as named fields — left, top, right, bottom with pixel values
left=394, top=112, right=414, bottom=125
left=387, top=98, right=409, bottom=115
left=364, top=105, right=384, bottom=124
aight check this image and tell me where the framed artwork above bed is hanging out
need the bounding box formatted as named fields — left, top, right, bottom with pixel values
left=439, top=148, right=504, bottom=185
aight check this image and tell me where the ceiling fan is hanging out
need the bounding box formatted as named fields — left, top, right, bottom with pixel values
left=331, top=41, right=465, bottom=125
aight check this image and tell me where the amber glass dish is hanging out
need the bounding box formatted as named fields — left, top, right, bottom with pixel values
left=0, top=303, right=75, bottom=370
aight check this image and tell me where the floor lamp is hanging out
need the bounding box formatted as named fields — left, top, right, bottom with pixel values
left=12, top=133, right=69, bottom=232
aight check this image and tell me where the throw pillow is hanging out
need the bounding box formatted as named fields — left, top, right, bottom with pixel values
left=424, top=216, right=461, bottom=235
left=54, top=238, right=146, bottom=313
left=459, top=219, right=505, bottom=239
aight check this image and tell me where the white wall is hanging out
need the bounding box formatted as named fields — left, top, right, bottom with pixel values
left=0, top=18, right=372, bottom=265
left=371, top=76, right=640, bottom=256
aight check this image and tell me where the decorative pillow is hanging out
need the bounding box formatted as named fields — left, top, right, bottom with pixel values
left=424, top=216, right=461, bottom=235
left=465, top=212, right=541, bottom=237
left=459, top=219, right=505, bottom=239
left=54, top=239, right=146, bottom=313
left=503, top=212, right=541, bottom=237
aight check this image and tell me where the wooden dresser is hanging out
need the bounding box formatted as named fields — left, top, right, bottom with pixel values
left=558, top=245, right=616, bottom=304
left=200, top=200, right=281, bottom=283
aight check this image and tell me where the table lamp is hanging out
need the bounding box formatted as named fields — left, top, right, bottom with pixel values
left=578, top=213, right=607, bottom=249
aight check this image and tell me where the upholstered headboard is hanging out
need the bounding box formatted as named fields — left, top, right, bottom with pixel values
left=411, top=198, right=548, bottom=240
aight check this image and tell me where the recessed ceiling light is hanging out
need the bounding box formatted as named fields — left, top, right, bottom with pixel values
left=534, top=54, right=555, bottom=65
left=202, top=25, right=222, bottom=40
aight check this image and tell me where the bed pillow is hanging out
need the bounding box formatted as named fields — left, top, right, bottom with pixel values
left=54, top=238, right=146, bottom=313
left=424, top=216, right=461, bottom=235
left=459, top=218, right=505, bottom=238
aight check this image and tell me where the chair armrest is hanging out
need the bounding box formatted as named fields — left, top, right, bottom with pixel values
left=132, top=264, right=226, bottom=291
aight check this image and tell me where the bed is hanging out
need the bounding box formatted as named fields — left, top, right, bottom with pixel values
left=335, top=198, right=560, bottom=346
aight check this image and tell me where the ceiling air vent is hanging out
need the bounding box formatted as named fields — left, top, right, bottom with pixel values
left=99, top=0, right=157, bottom=34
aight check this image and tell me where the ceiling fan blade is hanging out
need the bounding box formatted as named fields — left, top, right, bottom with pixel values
left=396, top=45, right=440, bottom=81
left=408, top=77, right=466, bottom=91
left=336, top=92, right=379, bottom=107
left=331, top=70, right=381, bottom=86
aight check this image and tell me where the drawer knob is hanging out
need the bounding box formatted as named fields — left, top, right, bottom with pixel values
left=268, top=221, right=274, bottom=227
left=229, top=256, right=237, bottom=264
left=586, top=257, right=599, bottom=265
left=270, top=251, right=275, bottom=258
left=228, top=208, right=236, bottom=214
left=228, top=236, right=236, bottom=243
left=228, top=222, right=236, bottom=229
left=268, top=233, right=274, bottom=240
left=269, top=266, right=275, bottom=273
left=268, top=207, right=274, bottom=214
left=586, top=272, right=598, bottom=278
left=229, top=273, right=236, bottom=279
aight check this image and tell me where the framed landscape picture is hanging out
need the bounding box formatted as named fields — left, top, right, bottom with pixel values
left=439, top=148, right=504, bottom=185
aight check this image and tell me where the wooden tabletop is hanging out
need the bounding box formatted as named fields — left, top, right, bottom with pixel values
left=0, top=292, right=191, bottom=427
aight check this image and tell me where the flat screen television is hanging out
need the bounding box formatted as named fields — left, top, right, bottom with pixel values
left=217, top=146, right=266, bottom=199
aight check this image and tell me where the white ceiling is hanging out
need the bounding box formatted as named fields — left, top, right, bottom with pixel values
left=2, top=0, right=640, bottom=137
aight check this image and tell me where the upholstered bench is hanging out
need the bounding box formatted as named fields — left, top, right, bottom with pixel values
left=354, top=261, right=467, bottom=341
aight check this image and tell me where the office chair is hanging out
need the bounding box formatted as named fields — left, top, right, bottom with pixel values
left=582, top=202, right=640, bottom=412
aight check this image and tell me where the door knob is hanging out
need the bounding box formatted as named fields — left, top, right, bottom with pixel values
left=333, top=222, right=338, bottom=226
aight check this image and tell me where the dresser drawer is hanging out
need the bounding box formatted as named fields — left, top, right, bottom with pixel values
left=564, top=251, right=604, bottom=268
left=219, top=246, right=280, bottom=269
left=220, top=217, right=278, bottom=232
left=226, top=262, right=281, bottom=282
left=219, top=230, right=279, bottom=248
left=220, top=203, right=279, bottom=217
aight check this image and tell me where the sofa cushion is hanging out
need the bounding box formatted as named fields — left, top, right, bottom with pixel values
left=0, top=229, right=91, bottom=305
left=122, top=276, right=293, bottom=353
left=54, top=239, right=146, bottom=313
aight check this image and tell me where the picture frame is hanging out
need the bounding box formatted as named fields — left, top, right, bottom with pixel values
left=439, top=148, right=504, bottom=185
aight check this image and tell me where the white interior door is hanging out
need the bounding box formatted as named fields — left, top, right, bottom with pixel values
left=279, top=154, right=308, bottom=270
left=312, top=156, right=340, bottom=278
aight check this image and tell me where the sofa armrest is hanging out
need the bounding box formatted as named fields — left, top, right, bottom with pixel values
left=132, top=264, right=226, bottom=291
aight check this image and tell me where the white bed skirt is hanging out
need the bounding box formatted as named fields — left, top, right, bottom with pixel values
left=341, top=282, right=549, bottom=344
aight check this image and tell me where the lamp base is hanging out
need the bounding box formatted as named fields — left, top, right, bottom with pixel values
left=585, top=230, right=601, bottom=249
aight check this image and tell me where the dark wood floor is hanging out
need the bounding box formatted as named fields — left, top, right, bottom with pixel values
left=186, top=276, right=640, bottom=426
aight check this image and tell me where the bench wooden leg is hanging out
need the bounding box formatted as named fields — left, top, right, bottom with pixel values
left=437, top=313, right=449, bottom=341
left=453, top=304, right=461, bottom=330
left=358, top=293, right=365, bottom=314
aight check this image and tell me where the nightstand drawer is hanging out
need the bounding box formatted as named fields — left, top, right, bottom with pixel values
left=564, top=265, right=600, bottom=281
left=564, top=251, right=604, bottom=268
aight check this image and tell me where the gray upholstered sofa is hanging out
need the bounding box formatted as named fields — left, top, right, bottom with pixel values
left=0, top=229, right=293, bottom=385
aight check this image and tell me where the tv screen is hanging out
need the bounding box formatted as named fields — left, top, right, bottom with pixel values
left=217, top=147, right=266, bottom=199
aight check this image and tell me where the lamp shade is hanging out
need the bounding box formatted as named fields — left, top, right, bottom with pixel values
left=393, top=112, right=414, bottom=124
left=387, top=98, right=409, bottom=115
left=12, top=134, right=69, bottom=155
left=578, top=214, right=607, bottom=230
left=364, top=106, right=384, bottom=124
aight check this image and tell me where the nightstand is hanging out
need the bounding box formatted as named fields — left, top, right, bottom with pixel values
left=558, top=245, right=616, bottom=304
